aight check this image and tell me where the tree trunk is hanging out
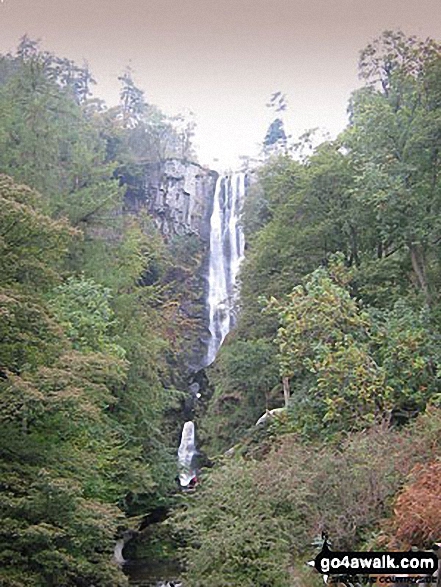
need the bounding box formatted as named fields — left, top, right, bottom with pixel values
left=349, top=225, right=359, bottom=266
left=283, top=376, right=290, bottom=408
left=409, top=242, right=430, bottom=305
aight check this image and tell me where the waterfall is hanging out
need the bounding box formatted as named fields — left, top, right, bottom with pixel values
left=113, top=538, right=126, bottom=566
left=205, top=172, right=246, bottom=366
left=177, top=173, right=246, bottom=489
left=178, top=421, right=197, bottom=488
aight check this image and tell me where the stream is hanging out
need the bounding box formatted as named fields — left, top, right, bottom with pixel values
left=125, top=560, right=182, bottom=586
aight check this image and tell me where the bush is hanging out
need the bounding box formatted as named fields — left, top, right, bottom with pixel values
left=386, top=459, right=441, bottom=549
left=201, top=338, right=280, bottom=455
left=172, top=458, right=292, bottom=587
left=173, top=409, right=441, bottom=585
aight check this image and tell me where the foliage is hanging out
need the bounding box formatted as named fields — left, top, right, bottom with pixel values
left=196, top=38, right=441, bottom=584
left=263, top=91, right=288, bottom=157
left=0, top=36, right=197, bottom=582
left=0, top=174, right=78, bottom=288
left=0, top=174, right=132, bottom=585
left=206, top=29, right=441, bottom=449
left=173, top=458, right=293, bottom=587
left=386, top=459, right=441, bottom=549
left=2, top=28, right=441, bottom=586
left=174, top=409, right=441, bottom=585
left=266, top=261, right=441, bottom=436
left=0, top=175, right=76, bottom=375
left=113, top=68, right=196, bottom=166
left=268, top=261, right=383, bottom=434
left=263, top=118, right=286, bottom=148
left=118, top=67, right=146, bottom=128
left=345, top=31, right=441, bottom=305
left=371, top=300, right=441, bottom=418
left=238, top=143, right=355, bottom=339
left=49, top=276, right=125, bottom=357
left=201, top=338, right=280, bottom=454
left=0, top=41, right=122, bottom=224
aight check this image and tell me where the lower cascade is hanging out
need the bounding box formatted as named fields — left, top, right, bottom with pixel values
left=177, top=421, right=197, bottom=488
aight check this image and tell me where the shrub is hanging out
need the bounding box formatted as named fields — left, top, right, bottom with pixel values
left=173, top=409, right=441, bottom=585
left=386, top=460, right=441, bottom=548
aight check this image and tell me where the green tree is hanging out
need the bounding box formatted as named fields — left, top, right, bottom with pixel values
left=345, top=31, right=441, bottom=306
left=0, top=39, right=122, bottom=225
left=118, top=67, right=146, bottom=128
left=263, top=92, right=288, bottom=157
left=201, top=338, right=280, bottom=454
left=173, top=458, right=292, bottom=587
left=0, top=175, right=131, bottom=585
left=49, top=276, right=125, bottom=357
left=267, top=261, right=390, bottom=436
left=263, top=118, right=286, bottom=148
left=0, top=37, right=200, bottom=585
left=173, top=409, right=441, bottom=585
left=371, top=300, right=441, bottom=419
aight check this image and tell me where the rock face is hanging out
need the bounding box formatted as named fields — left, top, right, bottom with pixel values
left=123, top=158, right=218, bottom=374
left=125, top=159, right=218, bottom=241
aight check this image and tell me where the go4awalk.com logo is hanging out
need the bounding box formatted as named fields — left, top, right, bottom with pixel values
left=308, top=536, right=439, bottom=584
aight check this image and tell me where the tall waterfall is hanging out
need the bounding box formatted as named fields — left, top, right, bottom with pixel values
left=177, top=172, right=246, bottom=488
left=205, top=172, right=246, bottom=366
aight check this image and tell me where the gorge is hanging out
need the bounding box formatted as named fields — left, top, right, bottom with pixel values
left=124, top=163, right=248, bottom=583
left=126, top=162, right=247, bottom=369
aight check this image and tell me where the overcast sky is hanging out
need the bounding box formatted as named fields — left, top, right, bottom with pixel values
left=1, top=0, right=441, bottom=170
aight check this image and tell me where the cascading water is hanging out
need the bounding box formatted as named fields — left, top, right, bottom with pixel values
left=177, top=173, right=246, bottom=489
left=177, top=421, right=197, bottom=488
left=205, top=172, right=246, bottom=366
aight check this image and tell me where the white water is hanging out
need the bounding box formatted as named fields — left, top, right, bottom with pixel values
left=205, top=172, right=246, bottom=366
left=177, top=173, right=246, bottom=489
left=177, top=421, right=197, bottom=487
left=113, top=538, right=126, bottom=566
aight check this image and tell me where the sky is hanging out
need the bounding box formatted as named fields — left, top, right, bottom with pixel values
left=0, top=0, right=441, bottom=171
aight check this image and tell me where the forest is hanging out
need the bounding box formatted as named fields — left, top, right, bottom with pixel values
left=0, top=30, right=440, bottom=587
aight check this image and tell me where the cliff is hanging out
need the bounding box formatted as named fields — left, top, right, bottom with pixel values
left=124, top=159, right=218, bottom=241
left=123, top=158, right=218, bottom=375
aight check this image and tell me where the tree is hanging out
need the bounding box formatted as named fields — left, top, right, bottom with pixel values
left=263, top=118, right=286, bottom=148
left=173, top=410, right=441, bottom=584
left=201, top=338, right=280, bottom=455
left=345, top=31, right=441, bottom=305
left=0, top=38, right=201, bottom=585
left=49, top=276, right=126, bottom=357
left=267, top=261, right=390, bottom=436
left=172, top=457, right=293, bottom=587
left=0, top=175, right=77, bottom=288
left=371, top=300, right=441, bottom=420
left=0, top=175, right=131, bottom=585
left=118, top=67, right=146, bottom=128
left=171, top=111, right=197, bottom=161
left=263, top=92, right=288, bottom=157
left=0, top=42, right=122, bottom=226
